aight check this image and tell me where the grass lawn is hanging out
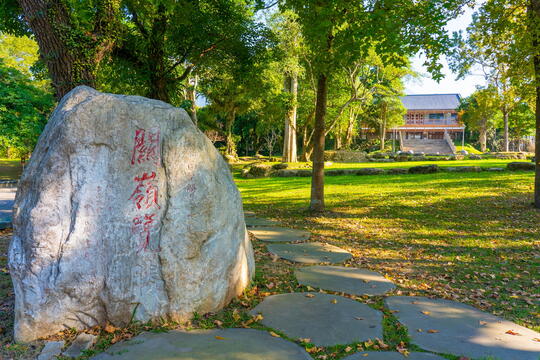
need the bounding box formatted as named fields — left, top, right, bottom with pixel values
left=0, top=159, right=23, bottom=180
left=0, top=169, right=538, bottom=359
left=237, top=170, right=540, bottom=335
left=238, top=158, right=523, bottom=171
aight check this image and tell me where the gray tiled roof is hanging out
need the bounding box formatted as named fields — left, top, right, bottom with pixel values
left=400, top=94, right=461, bottom=110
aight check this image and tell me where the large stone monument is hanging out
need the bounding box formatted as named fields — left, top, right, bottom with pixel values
left=9, top=86, right=254, bottom=342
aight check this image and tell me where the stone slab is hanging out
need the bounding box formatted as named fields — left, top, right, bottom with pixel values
left=0, top=188, right=15, bottom=223
left=385, top=296, right=540, bottom=360
left=250, top=226, right=310, bottom=242
left=91, top=328, right=312, bottom=360
left=37, top=341, right=65, bottom=360
left=64, top=333, right=97, bottom=358
left=295, top=266, right=395, bottom=296
left=342, top=352, right=445, bottom=360
left=267, top=242, right=352, bottom=264
left=245, top=217, right=280, bottom=227
left=250, top=292, right=382, bottom=347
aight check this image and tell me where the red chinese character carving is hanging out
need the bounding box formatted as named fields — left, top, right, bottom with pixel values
left=131, top=128, right=161, bottom=165
left=132, top=213, right=158, bottom=252
left=129, top=172, right=160, bottom=210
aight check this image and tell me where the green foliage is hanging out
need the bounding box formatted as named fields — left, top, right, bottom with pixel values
left=0, top=61, right=54, bottom=157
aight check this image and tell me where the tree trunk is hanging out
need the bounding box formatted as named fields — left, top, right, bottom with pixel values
left=530, top=0, right=540, bottom=208
left=17, top=0, right=98, bottom=99
left=147, top=4, right=169, bottom=103
left=345, top=108, right=356, bottom=148
left=479, top=125, right=488, bottom=153
left=301, top=109, right=315, bottom=161
left=186, top=75, right=198, bottom=125
left=380, top=102, right=387, bottom=151
left=309, top=73, right=328, bottom=212
left=503, top=107, right=510, bottom=152
left=226, top=109, right=237, bottom=158
left=282, top=74, right=298, bottom=162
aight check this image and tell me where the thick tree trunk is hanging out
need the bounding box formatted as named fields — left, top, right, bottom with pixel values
left=530, top=0, right=540, bottom=208
left=282, top=74, right=298, bottom=162
left=309, top=74, right=328, bottom=212
left=17, top=0, right=97, bottom=99
left=147, top=4, right=169, bottom=103
left=479, top=125, right=488, bottom=153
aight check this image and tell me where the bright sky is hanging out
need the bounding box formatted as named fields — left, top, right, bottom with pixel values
left=404, top=4, right=486, bottom=98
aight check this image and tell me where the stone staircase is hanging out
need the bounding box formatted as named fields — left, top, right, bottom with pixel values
left=401, top=139, right=455, bottom=154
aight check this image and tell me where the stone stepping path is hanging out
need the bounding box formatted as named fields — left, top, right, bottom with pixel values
left=342, top=352, right=445, bottom=360
left=245, top=216, right=279, bottom=227
left=91, top=328, right=312, bottom=360
left=295, top=265, right=395, bottom=296
left=250, top=226, right=311, bottom=242
left=267, top=242, right=352, bottom=264
left=250, top=292, right=382, bottom=347
left=385, top=296, right=540, bottom=360
left=0, top=187, right=15, bottom=229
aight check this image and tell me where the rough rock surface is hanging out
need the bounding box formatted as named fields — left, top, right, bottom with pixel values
left=9, top=86, right=254, bottom=342
left=507, top=161, right=536, bottom=171
left=408, top=165, right=439, bottom=174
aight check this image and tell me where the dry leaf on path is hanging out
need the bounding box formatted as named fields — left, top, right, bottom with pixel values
left=427, top=329, right=439, bottom=333
left=270, top=331, right=281, bottom=337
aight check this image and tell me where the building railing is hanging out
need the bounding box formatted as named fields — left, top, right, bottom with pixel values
left=444, top=130, right=457, bottom=154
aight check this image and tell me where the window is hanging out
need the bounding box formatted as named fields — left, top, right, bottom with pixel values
left=428, top=113, right=444, bottom=119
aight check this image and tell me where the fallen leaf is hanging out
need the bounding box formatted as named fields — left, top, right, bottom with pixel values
left=330, top=299, right=338, bottom=304
left=213, top=320, right=223, bottom=327
left=104, top=324, right=117, bottom=333
left=305, top=293, right=315, bottom=298
left=344, top=346, right=353, bottom=352
left=505, top=330, right=521, bottom=336
left=427, top=329, right=439, bottom=333
left=270, top=331, right=280, bottom=338
left=479, top=321, right=488, bottom=326
left=533, top=338, right=540, bottom=342
left=299, top=338, right=311, bottom=343
left=354, top=317, right=364, bottom=320
left=417, top=328, right=423, bottom=332
left=421, top=311, right=431, bottom=316
left=215, top=336, right=226, bottom=340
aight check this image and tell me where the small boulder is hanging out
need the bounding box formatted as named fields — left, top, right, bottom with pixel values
left=507, top=162, right=536, bottom=171
left=459, top=150, right=469, bottom=155
left=445, top=166, right=481, bottom=173
left=387, top=168, right=408, bottom=175
left=63, top=333, right=97, bottom=358
left=356, top=168, right=385, bottom=175
left=38, top=341, right=65, bottom=360
left=485, top=167, right=505, bottom=172
left=272, top=163, right=288, bottom=170
left=469, top=154, right=482, bottom=160
left=408, top=165, right=439, bottom=174
left=247, top=163, right=272, bottom=178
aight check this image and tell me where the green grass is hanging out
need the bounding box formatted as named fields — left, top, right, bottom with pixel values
left=0, top=168, right=538, bottom=359
left=0, top=159, right=23, bottom=180
left=236, top=170, right=540, bottom=334
left=237, top=158, right=520, bottom=171
left=455, top=145, right=483, bottom=154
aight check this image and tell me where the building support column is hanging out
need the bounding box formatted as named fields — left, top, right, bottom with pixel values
left=462, top=130, right=465, bottom=148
